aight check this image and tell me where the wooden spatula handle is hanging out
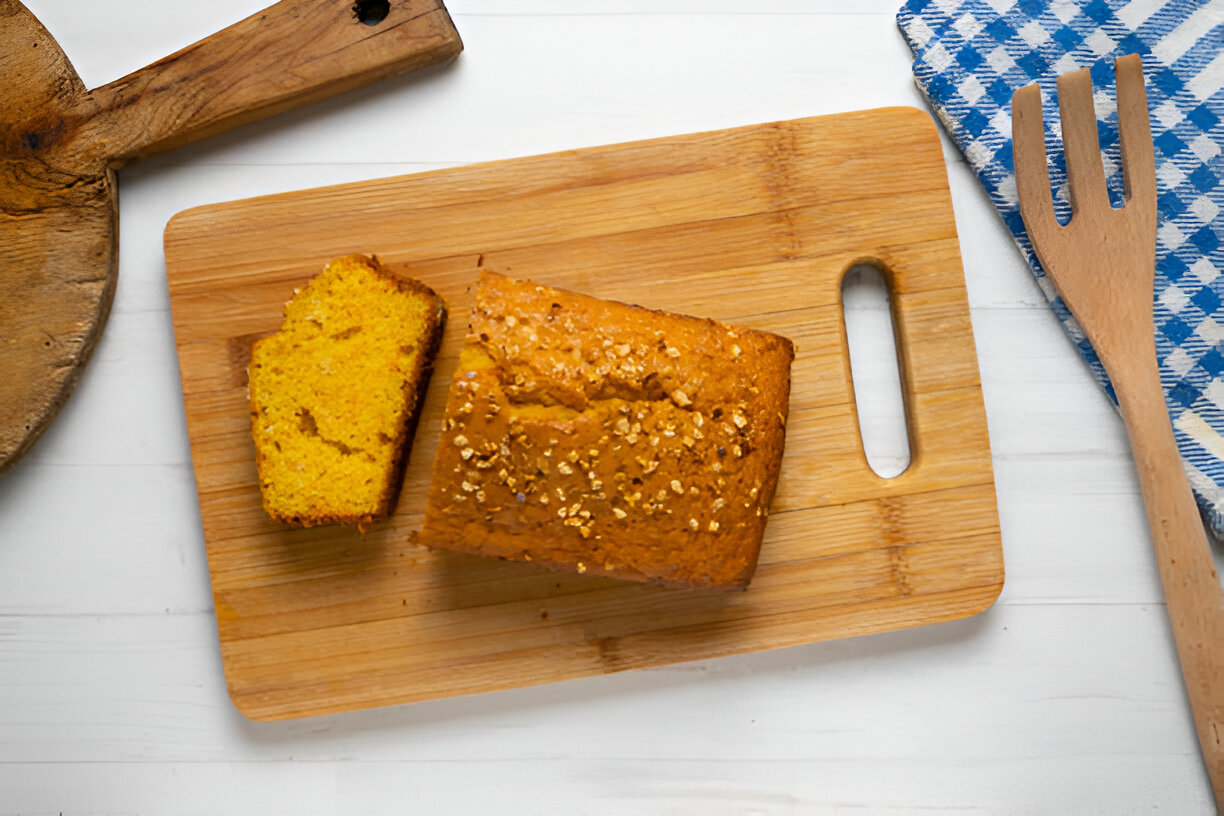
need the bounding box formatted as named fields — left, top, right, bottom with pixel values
left=85, top=0, right=461, bottom=165
left=1113, top=347, right=1224, bottom=807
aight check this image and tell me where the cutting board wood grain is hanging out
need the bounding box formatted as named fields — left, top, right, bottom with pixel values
left=164, top=107, right=1004, bottom=721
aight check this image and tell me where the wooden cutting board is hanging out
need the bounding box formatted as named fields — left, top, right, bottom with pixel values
left=164, top=106, right=1004, bottom=722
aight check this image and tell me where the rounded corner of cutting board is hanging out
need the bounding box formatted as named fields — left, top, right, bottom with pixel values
left=811, top=104, right=937, bottom=133
left=972, top=572, right=1006, bottom=616
left=873, top=105, right=946, bottom=153
left=221, top=670, right=280, bottom=723
left=954, top=555, right=1006, bottom=621
left=883, top=104, right=940, bottom=128
left=227, top=691, right=275, bottom=723
left=164, top=203, right=222, bottom=256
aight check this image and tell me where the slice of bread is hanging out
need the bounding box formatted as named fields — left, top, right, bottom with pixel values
left=249, top=254, right=445, bottom=528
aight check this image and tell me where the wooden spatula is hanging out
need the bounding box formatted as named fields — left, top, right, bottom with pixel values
left=1012, top=54, right=1224, bottom=808
left=0, top=0, right=461, bottom=474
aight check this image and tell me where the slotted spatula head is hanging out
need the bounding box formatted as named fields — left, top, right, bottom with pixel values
left=1011, top=54, right=1157, bottom=364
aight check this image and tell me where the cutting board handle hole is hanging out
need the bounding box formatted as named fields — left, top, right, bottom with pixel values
left=353, top=0, right=391, bottom=25
left=842, top=264, right=911, bottom=479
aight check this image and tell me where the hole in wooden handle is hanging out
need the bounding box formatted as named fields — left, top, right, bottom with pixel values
left=353, top=0, right=391, bottom=25
left=842, top=264, right=911, bottom=479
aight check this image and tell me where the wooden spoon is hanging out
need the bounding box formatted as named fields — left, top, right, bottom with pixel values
left=0, top=0, right=461, bottom=473
left=1013, top=54, right=1224, bottom=809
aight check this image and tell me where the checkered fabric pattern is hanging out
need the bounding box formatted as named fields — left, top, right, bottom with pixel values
left=897, top=0, right=1224, bottom=534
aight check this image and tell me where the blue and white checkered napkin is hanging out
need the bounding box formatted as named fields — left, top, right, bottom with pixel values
left=896, top=0, right=1224, bottom=533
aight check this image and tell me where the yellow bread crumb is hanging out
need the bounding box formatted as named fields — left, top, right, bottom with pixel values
left=249, top=254, right=445, bottom=527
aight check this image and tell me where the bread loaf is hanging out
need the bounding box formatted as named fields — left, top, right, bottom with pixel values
left=419, top=271, right=793, bottom=589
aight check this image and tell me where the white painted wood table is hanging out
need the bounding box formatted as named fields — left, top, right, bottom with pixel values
left=3, top=1, right=1221, bottom=812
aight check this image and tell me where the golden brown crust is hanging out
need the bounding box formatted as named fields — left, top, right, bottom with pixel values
left=419, top=271, right=794, bottom=588
left=378, top=269, right=447, bottom=524
left=250, top=254, right=446, bottom=529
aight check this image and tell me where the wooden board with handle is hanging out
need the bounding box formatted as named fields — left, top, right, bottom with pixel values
left=164, top=107, right=1004, bottom=722
left=0, top=0, right=462, bottom=475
